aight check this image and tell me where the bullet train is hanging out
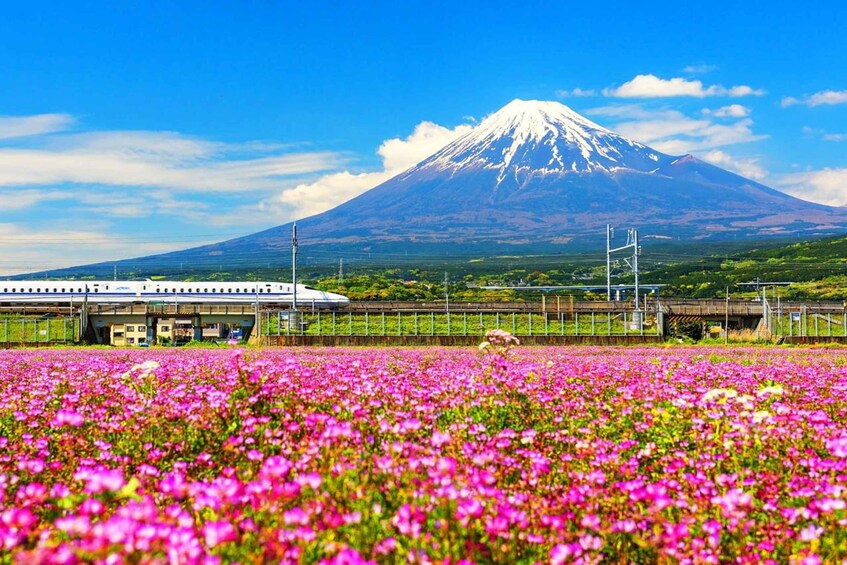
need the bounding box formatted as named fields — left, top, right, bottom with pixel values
left=0, top=280, right=350, bottom=308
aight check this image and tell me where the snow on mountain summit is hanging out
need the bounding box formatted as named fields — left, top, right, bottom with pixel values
left=418, top=99, right=668, bottom=182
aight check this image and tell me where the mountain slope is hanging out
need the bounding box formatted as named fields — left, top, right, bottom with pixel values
left=53, top=99, right=847, bottom=274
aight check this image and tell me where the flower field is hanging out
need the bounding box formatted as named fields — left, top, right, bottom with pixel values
left=1, top=346, right=847, bottom=563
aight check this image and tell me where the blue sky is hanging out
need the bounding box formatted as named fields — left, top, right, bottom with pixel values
left=1, top=0, right=845, bottom=273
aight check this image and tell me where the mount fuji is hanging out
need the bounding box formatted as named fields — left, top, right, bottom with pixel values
left=83, top=100, right=847, bottom=271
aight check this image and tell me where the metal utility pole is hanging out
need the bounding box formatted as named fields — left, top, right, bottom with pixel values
left=113, top=265, right=117, bottom=281
left=292, top=223, right=298, bottom=313
left=606, top=224, right=612, bottom=301
left=725, top=286, right=730, bottom=344
left=444, top=272, right=450, bottom=335
left=339, top=258, right=344, bottom=283
left=632, top=229, right=640, bottom=318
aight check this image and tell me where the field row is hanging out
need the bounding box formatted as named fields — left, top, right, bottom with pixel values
left=1, top=345, right=847, bottom=562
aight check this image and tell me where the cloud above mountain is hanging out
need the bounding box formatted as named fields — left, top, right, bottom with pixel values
left=602, top=74, right=765, bottom=98
left=778, top=169, right=847, bottom=207
left=586, top=104, right=767, bottom=154
left=261, top=120, right=474, bottom=219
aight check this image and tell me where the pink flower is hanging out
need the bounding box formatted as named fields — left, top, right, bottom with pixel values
left=53, top=410, right=84, bottom=427
left=826, top=436, right=847, bottom=458
left=259, top=456, right=292, bottom=480
left=204, top=520, right=237, bottom=548
left=430, top=430, right=451, bottom=448
left=296, top=472, right=322, bottom=490
left=77, top=468, right=125, bottom=494
left=551, top=543, right=578, bottom=564
left=373, top=537, right=397, bottom=556
left=456, top=498, right=484, bottom=526
left=283, top=507, right=310, bottom=526
left=391, top=504, right=424, bottom=539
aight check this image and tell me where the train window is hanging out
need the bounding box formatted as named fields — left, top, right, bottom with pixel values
left=228, top=289, right=232, bottom=293
left=37, top=288, right=41, bottom=292
left=61, top=288, right=65, bottom=292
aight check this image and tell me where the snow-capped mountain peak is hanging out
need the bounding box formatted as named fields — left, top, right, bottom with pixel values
left=420, top=99, right=667, bottom=182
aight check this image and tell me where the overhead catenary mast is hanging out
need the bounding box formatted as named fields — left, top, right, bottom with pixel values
left=606, top=224, right=612, bottom=301
left=607, top=226, right=642, bottom=325
left=292, top=223, right=298, bottom=313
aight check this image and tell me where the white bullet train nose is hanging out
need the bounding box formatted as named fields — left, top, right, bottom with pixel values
left=324, top=291, right=350, bottom=307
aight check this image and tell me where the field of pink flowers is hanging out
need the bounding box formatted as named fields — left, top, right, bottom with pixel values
left=1, top=345, right=847, bottom=563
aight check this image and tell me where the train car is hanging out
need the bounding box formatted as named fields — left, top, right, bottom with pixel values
left=0, top=280, right=350, bottom=308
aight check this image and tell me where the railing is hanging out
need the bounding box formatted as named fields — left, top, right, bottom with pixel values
left=86, top=304, right=258, bottom=315
left=259, top=308, right=664, bottom=338
left=0, top=317, right=79, bottom=344
left=767, top=305, right=847, bottom=338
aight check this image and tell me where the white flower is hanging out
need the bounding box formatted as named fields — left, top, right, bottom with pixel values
left=757, top=384, right=784, bottom=398
left=702, top=388, right=738, bottom=403
left=752, top=410, right=771, bottom=424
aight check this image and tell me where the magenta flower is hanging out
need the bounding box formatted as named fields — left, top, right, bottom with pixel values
left=826, top=436, right=847, bottom=458
left=203, top=520, right=237, bottom=548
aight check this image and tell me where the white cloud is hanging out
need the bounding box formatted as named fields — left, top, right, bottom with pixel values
left=778, top=169, right=847, bottom=206
left=603, top=74, right=765, bottom=98
left=0, top=130, right=342, bottom=192
left=586, top=105, right=680, bottom=120
left=700, top=150, right=767, bottom=180
left=683, top=64, right=718, bottom=74
left=704, top=104, right=751, bottom=118
left=614, top=115, right=767, bottom=154
left=0, top=113, right=74, bottom=140
left=809, top=90, right=847, bottom=106
left=555, top=88, right=596, bottom=98
left=263, top=120, right=474, bottom=219
left=0, top=189, right=69, bottom=211
left=0, top=223, right=195, bottom=276
left=783, top=89, right=847, bottom=108
left=800, top=126, right=847, bottom=142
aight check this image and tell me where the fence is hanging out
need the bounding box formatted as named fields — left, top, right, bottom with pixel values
left=259, top=308, right=663, bottom=338
left=0, top=317, right=79, bottom=344
left=767, top=305, right=847, bottom=338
